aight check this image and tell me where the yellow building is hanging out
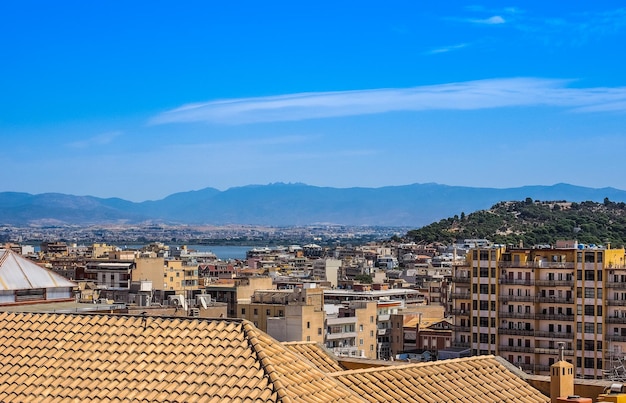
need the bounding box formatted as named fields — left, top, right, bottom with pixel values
left=238, top=286, right=325, bottom=344
left=163, top=259, right=199, bottom=300
left=451, top=241, right=626, bottom=379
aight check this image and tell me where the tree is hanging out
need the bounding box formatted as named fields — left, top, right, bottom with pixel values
left=355, top=274, right=373, bottom=284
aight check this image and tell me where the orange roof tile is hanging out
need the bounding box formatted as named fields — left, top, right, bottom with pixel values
left=331, top=355, right=549, bottom=403
left=282, top=341, right=345, bottom=373
left=0, top=312, right=361, bottom=402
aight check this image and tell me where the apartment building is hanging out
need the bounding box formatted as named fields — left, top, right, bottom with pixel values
left=238, top=286, right=325, bottom=343
left=324, top=287, right=426, bottom=359
left=324, top=300, right=378, bottom=359
left=451, top=241, right=626, bottom=379
left=204, top=276, right=274, bottom=317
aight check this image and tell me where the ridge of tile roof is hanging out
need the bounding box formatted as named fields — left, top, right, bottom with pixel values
left=282, top=341, right=345, bottom=373
left=0, top=311, right=362, bottom=402
left=331, top=355, right=549, bottom=403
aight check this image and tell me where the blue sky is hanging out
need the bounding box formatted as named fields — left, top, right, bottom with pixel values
left=1, top=1, right=625, bottom=201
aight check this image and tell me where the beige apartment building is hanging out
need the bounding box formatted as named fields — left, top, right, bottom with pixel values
left=325, top=300, right=379, bottom=359
left=204, top=276, right=274, bottom=317
left=237, top=286, right=325, bottom=343
left=451, top=241, right=626, bottom=379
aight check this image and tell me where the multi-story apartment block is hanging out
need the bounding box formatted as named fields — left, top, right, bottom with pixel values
left=324, top=287, right=426, bottom=360
left=324, top=300, right=378, bottom=359
left=238, top=286, right=325, bottom=343
left=451, top=241, right=626, bottom=379
left=204, top=276, right=274, bottom=317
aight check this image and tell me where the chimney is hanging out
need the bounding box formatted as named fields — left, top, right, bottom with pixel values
left=550, top=343, right=574, bottom=403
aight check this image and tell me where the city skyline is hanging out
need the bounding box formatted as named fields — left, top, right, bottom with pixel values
left=2, top=2, right=626, bottom=201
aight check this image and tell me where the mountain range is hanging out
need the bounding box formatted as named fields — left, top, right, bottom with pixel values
left=1, top=183, right=626, bottom=227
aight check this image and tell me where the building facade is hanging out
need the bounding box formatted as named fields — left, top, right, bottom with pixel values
left=451, top=242, right=626, bottom=379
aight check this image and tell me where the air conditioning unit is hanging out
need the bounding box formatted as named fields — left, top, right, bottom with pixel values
left=503, top=302, right=508, bottom=305
left=168, top=295, right=187, bottom=310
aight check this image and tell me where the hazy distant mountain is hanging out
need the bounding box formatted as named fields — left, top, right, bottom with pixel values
left=1, top=183, right=625, bottom=227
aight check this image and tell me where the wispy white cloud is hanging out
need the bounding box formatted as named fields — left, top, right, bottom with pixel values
left=471, top=15, right=506, bottom=25
left=67, top=131, right=123, bottom=148
left=425, top=43, right=469, bottom=55
left=149, top=78, right=626, bottom=126
left=474, top=7, right=625, bottom=45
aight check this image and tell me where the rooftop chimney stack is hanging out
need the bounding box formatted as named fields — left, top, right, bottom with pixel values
left=550, top=342, right=574, bottom=403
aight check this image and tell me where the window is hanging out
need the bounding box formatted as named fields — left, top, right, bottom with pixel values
left=359, top=338, right=363, bottom=345
left=254, top=309, right=258, bottom=315
left=318, top=328, right=322, bottom=335
left=241, top=308, right=246, bottom=315
left=370, top=344, right=374, bottom=351
left=307, top=321, right=311, bottom=329
left=306, top=336, right=310, bottom=342
left=266, top=309, right=270, bottom=315
left=359, top=324, right=363, bottom=332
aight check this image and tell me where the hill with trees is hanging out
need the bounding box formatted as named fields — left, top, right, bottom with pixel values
left=404, top=198, right=626, bottom=248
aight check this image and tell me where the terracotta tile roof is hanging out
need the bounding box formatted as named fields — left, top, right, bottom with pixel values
left=0, top=312, right=361, bottom=402
left=282, top=341, right=345, bottom=373
left=331, top=355, right=550, bottom=403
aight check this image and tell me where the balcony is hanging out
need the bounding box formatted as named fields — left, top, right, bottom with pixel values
left=523, top=364, right=552, bottom=373
left=326, top=317, right=357, bottom=326
left=450, top=292, right=471, bottom=299
left=499, top=262, right=575, bottom=269
left=499, top=311, right=535, bottom=320
left=534, top=330, right=574, bottom=339
left=499, top=345, right=575, bottom=356
left=499, top=278, right=534, bottom=286
left=534, top=314, right=574, bottom=321
left=607, top=317, right=626, bottom=324
left=606, top=281, right=626, bottom=289
left=608, top=300, right=626, bottom=306
left=450, top=309, right=469, bottom=316
left=499, top=312, right=575, bottom=321
left=326, top=331, right=357, bottom=340
left=453, top=276, right=471, bottom=283
left=534, top=280, right=574, bottom=287
left=498, top=328, right=534, bottom=336
left=454, top=326, right=471, bottom=333
left=500, top=295, right=535, bottom=302
left=607, top=335, right=626, bottom=342
left=329, top=346, right=362, bottom=358
left=451, top=341, right=470, bottom=348
left=499, top=345, right=535, bottom=353
left=536, top=297, right=574, bottom=304
left=534, top=347, right=574, bottom=356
